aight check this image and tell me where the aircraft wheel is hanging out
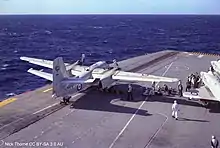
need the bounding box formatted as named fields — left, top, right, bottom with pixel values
left=201, top=101, right=209, bottom=107
left=103, top=88, right=107, bottom=92
left=62, top=97, right=70, bottom=105
left=60, top=100, right=68, bottom=105
left=66, top=96, right=71, bottom=103
left=70, top=103, right=74, bottom=108
left=107, top=87, right=113, bottom=93
left=98, top=81, right=103, bottom=89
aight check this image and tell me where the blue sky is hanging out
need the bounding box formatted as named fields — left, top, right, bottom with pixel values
left=0, top=0, right=219, bottom=14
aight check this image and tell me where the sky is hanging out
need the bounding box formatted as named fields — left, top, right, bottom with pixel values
left=0, top=0, right=220, bottom=15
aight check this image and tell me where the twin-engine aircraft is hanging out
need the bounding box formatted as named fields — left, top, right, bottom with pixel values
left=20, top=54, right=179, bottom=104
left=183, top=59, right=220, bottom=106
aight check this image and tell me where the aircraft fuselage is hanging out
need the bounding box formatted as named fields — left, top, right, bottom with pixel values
left=201, top=71, right=220, bottom=101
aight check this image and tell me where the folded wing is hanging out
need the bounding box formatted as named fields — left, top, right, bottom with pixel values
left=112, top=71, right=179, bottom=83
left=27, top=68, right=96, bottom=83
left=20, top=57, right=69, bottom=69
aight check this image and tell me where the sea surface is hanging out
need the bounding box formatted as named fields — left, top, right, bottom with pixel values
left=0, top=15, right=220, bottom=100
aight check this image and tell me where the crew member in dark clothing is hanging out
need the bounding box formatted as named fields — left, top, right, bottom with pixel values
left=186, top=77, right=191, bottom=92
left=190, top=74, right=197, bottom=89
left=177, top=80, right=183, bottom=97
left=211, top=135, right=219, bottom=148
left=210, top=65, right=215, bottom=75
left=152, top=81, right=156, bottom=92
left=127, top=84, right=133, bottom=101
left=194, top=72, right=200, bottom=88
left=168, top=87, right=172, bottom=95
left=210, top=65, right=215, bottom=72
left=164, top=84, right=168, bottom=95
left=157, top=86, right=162, bottom=96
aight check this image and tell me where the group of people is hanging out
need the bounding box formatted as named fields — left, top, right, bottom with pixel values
left=140, top=81, right=180, bottom=97
left=127, top=80, right=181, bottom=101
left=125, top=75, right=219, bottom=147
left=186, top=72, right=201, bottom=92
left=126, top=83, right=219, bottom=147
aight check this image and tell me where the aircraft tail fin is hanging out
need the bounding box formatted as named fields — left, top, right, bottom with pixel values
left=52, top=57, right=68, bottom=97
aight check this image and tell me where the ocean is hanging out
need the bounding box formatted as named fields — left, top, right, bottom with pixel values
left=0, top=15, right=220, bottom=100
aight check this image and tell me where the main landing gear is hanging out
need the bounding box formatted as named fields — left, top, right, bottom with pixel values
left=60, top=96, right=71, bottom=105
left=201, top=101, right=209, bottom=107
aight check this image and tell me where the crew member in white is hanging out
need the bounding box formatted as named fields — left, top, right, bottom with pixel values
left=211, top=135, right=219, bottom=148
left=172, top=100, right=179, bottom=120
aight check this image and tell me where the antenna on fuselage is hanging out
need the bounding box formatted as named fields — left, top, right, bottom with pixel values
left=80, top=54, right=85, bottom=66
left=113, top=59, right=119, bottom=69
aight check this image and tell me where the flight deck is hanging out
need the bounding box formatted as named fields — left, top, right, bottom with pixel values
left=1, top=50, right=220, bottom=148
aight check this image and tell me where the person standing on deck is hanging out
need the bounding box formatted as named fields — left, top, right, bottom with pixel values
left=211, top=135, right=219, bottom=148
left=172, top=100, right=179, bottom=120
left=127, top=84, right=133, bottom=101
left=177, top=80, right=183, bottom=97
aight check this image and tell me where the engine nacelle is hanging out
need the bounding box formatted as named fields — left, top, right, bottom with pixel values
left=99, top=76, right=115, bottom=89
left=99, top=72, right=116, bottom=89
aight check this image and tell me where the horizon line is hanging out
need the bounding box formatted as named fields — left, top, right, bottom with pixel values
left=0, top=13, right=220, bottom=16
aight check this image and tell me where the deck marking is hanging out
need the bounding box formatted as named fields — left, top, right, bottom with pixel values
left=33, top=93, right=82, bottom=115
left=33, top=102, right=59, bottom=115
left=109, top=62, right=173, bottom=148
left=198, top=55, right=204, bottom=58
left=43, top=88, right=52, bottom=93
left=109, top=101, right=146, bottom=148
left=0, top=98, right=17, bottom=108
left=31, top=93, right=82, bottom=139
left=0, top=118, right=23, bottom=130
left=145, top=113, right=168, bottom=148
left=1, top=93, right=80, bottom=137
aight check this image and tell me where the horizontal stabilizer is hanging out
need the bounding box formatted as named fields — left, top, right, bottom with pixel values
left=112, top=71, right=179, bottom=83
left=28, top=68, right=53, bottom=81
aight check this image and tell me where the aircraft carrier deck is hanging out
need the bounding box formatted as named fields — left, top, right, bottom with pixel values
left=1, top=50, right=220, bottom=148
